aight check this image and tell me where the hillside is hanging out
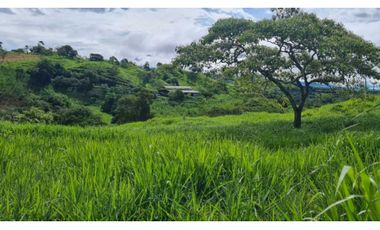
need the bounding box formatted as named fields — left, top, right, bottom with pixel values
left=1, top=51, right=361, bottom=127
left=1, top=52, right=261, bottom=124
left=0, top=52, right=198, bottom=125
left=0, top=96, right=379, bottom=220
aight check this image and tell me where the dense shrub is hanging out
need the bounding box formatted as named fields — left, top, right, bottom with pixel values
left=206, top=106, right=242, bottom=117
left=55, top=106, right=104, bottom=126
left=111, top=91, right=152, bottom=124
left=28, top=60, right=65, bottom=89
left=52, top=76, right=81, bottom=92
left=43, top=92, right=71, bottom=110
left=10, top=107, right=54, bottom=124
left=24, top=91, right=72, bottom=113
left=101, top=96, right=117, bottom=114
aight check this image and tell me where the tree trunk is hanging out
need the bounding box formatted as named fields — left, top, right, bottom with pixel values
left=293, top=108, right=302, bottom=128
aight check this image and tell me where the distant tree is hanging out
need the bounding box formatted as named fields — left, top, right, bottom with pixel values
left=30, top=41, right=53, bottom=55
left=89, top=53, right=104, bottom=61
left=136, top=89, right=153, bottom=121
left=109, top=56, right=120, bottom=65
left=120, top=58, right=129, bottom=66
left=271, top=8, right=303, bottom=20
left=101, top=96, right=117, bottom=114
left=141, top=72, right=156, bottom=85
left=175, top=12, right=380, bottom=128
left=56, top=45, right=78, bottom=59
left=143, top=62, right=150, bottom=71
left=0, top=41, right=7, bottom=62
left=156, top=62, right=163, bottom=67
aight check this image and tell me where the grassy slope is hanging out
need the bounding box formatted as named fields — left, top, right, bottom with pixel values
left=0, top=53, right=143, bottom=90
left=0, top=96, right=379, bottom=220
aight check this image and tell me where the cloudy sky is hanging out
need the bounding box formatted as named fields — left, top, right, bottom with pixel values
left=0, top=8, right=380, bottom=66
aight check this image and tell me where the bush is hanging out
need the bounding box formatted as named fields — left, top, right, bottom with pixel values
left=111, top=92, right=152, bottom=124
left=52, top=76, right=81, bottom=92
left=28, top=60, right=65, bottom=90
left=55, top=106, right=104, bottom=126
left=11, top=107, right=54, bottom=124
left=24, top=91, right=71, bottom=113
left=242, top=97, right=284, bottom=113
left=206, top=106, right=242, bottom=117
left=43, top=93, right=71, bottom=110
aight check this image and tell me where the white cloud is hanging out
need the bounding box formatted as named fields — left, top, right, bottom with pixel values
left=0, top=8, right=256, bottom=65
left=307, top=8, right=380, bottom=45
left=1, top=8, right=380, bottom=66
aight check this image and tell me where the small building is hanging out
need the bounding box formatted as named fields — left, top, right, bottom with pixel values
left=159, top=85, right=201, bottom=97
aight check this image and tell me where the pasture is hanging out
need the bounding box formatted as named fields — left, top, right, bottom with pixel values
left=0, top=97, right=379, bottom=220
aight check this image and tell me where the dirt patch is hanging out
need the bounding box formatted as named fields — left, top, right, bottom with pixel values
left=1, top=53, right=40, bottom=62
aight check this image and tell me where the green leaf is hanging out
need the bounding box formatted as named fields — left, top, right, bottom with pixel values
left=336, top=165, right=352, bottom=195
left=314, top=195, right=363, bottom=220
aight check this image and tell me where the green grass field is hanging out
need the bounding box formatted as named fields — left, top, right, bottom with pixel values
left=0, top=96, right=379, bottom=220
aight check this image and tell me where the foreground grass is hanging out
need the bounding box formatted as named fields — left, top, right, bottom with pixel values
left=0, top=97, right=379, bottom=220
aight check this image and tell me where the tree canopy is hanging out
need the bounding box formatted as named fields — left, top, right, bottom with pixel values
left=175, top=12, right=380, bottom=128
left=57, top=45, right=78, bottom=59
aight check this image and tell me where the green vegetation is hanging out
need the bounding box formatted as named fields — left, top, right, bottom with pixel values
left=0, top=8, right=379, bottom=221
left=0, top=96, right=379, bottom=220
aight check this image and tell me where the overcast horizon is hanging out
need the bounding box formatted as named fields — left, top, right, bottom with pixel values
left=1, top=8, right=380, bottom=66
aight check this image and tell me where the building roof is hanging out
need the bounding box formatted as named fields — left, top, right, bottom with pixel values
left=163, top=86, right=193, bottom=90
left=182, top=90, right=200, bottom=94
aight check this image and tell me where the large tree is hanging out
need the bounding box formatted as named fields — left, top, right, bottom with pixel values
left=175, top=11, right=380, bottom=128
